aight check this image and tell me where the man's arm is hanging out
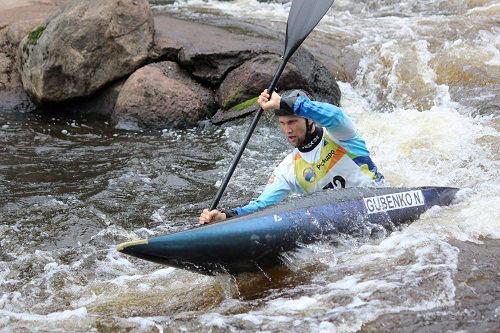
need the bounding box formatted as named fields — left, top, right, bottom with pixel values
left=282, top=96, right=372, bottom=156
left=199, top=159, right=296, bottom=224
left=198, top=180, right=291, bottom=224
left=283, top=96, right=357, bottom=141
left=258, top=89, right=356, bottom=139
left=233, top=175, right=292, bottom=215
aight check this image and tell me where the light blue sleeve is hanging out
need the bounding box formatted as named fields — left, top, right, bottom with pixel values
left=294, top=97, right=370, bottom=156
left=234, top=174, right=292, bottom=215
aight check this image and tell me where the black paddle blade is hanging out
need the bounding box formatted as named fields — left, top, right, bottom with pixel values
left=284, top=0, right=334, bottom=60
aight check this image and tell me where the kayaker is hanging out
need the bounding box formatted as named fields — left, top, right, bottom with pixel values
left=199, top=89, right=384, bottom=224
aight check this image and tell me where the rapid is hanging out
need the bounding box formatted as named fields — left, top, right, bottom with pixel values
left=1, top=0, right=499, bottom=331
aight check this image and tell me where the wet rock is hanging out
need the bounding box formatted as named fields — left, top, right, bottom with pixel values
left=0, top=20, right=42, bottom=112
left=288, top=48, right=341, bottom=106
left=153, top=15, right=340, bottom=101
left=152, top=16, right=341, bottom=125
left=149, top=61, right=215, bottom=111
left=59, top=78, right=126, bottom=116
left=211, top=48, right=341, bottom=124
left=210, top=100, right=260, bottom=125
left=0, top=89, right=36, bottom=113
left=17, top=0, right=154, bottom=105
left=0, top=20, right=42, bottom=91
left=218, top=54, right=310, bottom=110
left=153, top=16, right=267, bottom=85
left=112, top=61, right=215, bottom=129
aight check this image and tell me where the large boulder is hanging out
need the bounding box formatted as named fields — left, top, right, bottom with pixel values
left=153, top=16, right=266, bottom=86
left=112, top=61, right=215, bottom=129
left=153, top=15, right=341, bottom=100
left=1, top=20, right=42, bottom=91
left=0, top=20, right=42, bottom=112
left=211, top=53, right=312, bottom=124
left=152, top=16, right=341, bottom=124
left=217, top=54, right=310, bottom=110
left=17, top=0, right=154, bottom=104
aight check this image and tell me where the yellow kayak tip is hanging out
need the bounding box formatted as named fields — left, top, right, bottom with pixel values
left=116, top=239, right=148, bottom=252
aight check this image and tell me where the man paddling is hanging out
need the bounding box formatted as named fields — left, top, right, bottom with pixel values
left=199, top=89, right=384, bottom=224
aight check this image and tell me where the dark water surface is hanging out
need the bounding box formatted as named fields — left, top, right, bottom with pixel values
left=1, top=0, right=499, bottom=331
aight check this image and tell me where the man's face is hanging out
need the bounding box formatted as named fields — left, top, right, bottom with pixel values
left=278, top=115, right=308, bottom=147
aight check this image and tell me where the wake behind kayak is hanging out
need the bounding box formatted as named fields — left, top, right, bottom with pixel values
left=117, top=186, right=458, bottom=275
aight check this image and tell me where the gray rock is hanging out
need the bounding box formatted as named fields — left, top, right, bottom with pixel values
left=61, top=78, right=126, bottom=116
left=210, top=102, right=259, bottom=125
left=0, top=20, right=41, bottom=112
left=112, top=61, right=215, bottom=129
left=0, top=89, right=36, bottom=113
left=289, top=48, right=341, bottom=106
left=153, top=16, right=267, bottom=85
left=217, top=54, right=310, bottom=110
left=149, top=61, right=215, bottom=112
left=152, top=16, right=340, bottom=125
left=0, top=20, right=41, bottom=91
left=17, top=0, right=154, bottom=104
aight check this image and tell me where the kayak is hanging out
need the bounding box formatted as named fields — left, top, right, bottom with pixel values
left=117, top=186, right=458, bottom=275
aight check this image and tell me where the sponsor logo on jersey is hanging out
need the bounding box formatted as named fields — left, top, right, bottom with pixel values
left=302, top=167, right=317, bottom=183
left=364, top=190, right=425, bottom=214
left=316, top=148, right=336, bottom=170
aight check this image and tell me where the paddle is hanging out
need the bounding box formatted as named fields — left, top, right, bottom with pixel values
left=209, top=0, right=335, bottom=212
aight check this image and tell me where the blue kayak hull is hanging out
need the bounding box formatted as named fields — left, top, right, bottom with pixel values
left=117, top=187, right=458, bottom=275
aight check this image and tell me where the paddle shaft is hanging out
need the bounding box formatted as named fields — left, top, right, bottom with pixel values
left=208, top=0, right=335, bottom=212
left=209, top=58, right=288, bottom=211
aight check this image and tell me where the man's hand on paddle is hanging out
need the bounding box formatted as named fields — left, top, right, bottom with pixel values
left=199, top=209, right=226, bottom=225
left=258, top=89, right=281, bottom=111
left=200, top=89, right=281, bottom=226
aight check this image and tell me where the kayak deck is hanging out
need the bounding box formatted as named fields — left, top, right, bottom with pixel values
left=117, top=186, right=458, bottom=275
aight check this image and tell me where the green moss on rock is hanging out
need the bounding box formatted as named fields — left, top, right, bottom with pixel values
left=229, top=96, right=258, bottom=112
left=223, top=87, right=251, bottom=109
left=27, top=25, right=46, bottom=46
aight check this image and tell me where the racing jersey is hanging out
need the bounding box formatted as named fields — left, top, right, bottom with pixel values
left=233, top=96, right=383, bottom=216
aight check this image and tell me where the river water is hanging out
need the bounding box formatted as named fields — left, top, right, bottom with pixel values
left=1, top=0, right=499, bottom=332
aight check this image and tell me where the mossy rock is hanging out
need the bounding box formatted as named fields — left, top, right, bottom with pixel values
left=22, top=25, right=46, bottom=53
left=228, top=96, right=258, bottom=112
left=211, top=96, right=260, bottom=125
left=222, top=87, right=253, bottom=110
left=27, top=25, right=46, bottom=46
